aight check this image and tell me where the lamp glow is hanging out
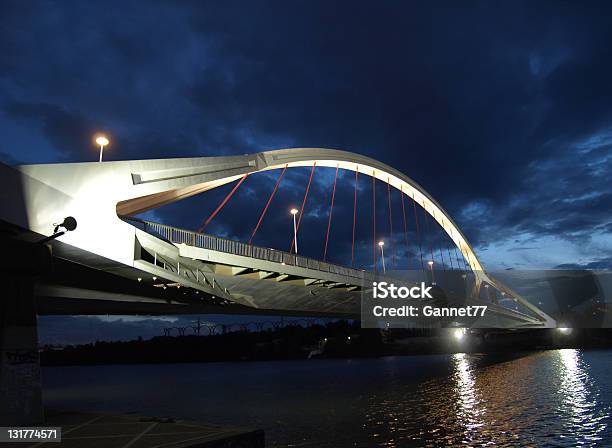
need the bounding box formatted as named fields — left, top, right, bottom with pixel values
left=95, top=134, right=110, bottom=162
left=453, top=328, right=466, bottom=340
left=95, top=136, right=109, bottom=146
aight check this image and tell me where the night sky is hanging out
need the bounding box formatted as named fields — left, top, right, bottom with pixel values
left=1, top=1, right=610, bottom=343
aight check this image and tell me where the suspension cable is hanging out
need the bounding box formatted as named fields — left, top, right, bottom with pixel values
left=454, top=244, right=463, bottom=271
left=400, top=186, right=409, bottom=269
left=351, top=166, right=359, bottom=267
left=387, top=178, right=395, bottom=268
left=197, top=173, right=249, bottom=233
left=422, top=202, right=435, bottom=267
left=411, top=192, right=424, bottom=271
left=443, top=219, right=455, bottom=270
left=249, top=164, right=287, bottom=244
left=372, top=171, right=376, bottom=272
left=290, top=163, right=316, bottom=253
left=323, top=164, right=339, bottom=261
left=462, top=244, right=470, bottom=271
left=432, top=210, right=446, bottom=271
left=449, top=227, right=463, bottom=271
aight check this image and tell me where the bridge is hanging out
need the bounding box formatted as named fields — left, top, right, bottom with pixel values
left=0, top=147, right=555, bottom=424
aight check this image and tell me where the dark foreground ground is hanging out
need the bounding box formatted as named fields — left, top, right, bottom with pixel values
left=2, top=409, right=264, bottom=448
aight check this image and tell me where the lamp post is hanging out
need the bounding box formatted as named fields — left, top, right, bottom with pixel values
left=95, top=135, right=109, bottom=162
left=378, top=241, right=386, bottom=274
left=290, top=208, right=299, bottom=254
left=428, top=260, right=435, bottom=284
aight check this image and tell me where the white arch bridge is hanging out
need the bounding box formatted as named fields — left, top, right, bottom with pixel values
left=2, top=148, right=555, bottom=328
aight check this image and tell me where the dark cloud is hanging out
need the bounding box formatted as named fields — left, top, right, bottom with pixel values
left=1, top=1, right=611, bottom=269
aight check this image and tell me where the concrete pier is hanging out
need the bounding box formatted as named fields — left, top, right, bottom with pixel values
left=0, top=239, right=51, bottom=425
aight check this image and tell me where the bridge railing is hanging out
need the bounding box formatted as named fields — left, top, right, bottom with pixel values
left=125, top=217, right=366, bottom=281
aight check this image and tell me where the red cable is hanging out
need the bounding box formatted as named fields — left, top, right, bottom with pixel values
left=439, top=239, right=446, bottom=271
left=290, top=163, right=316, bottom=253
left=197, top=173, right=248, bottom=233
left=451, top=229, right=465, bottom=270
left=423, top=203, right=435, bottom=266
left=323, top=165, right=339, bottom=261
left=443, top=220, right=455, bottom=270
left=372, top=172, right=376, bottom=272
left=411, top=193, right=424, bottom=271
left=400, top=186, right=409, bottom=269
left=432, top=210, right=446, bottom=270
left=453, top=245, right=462, bottom=271
left=351, top=166, right=359, bottom=267
left=461, top=244, right=470, bottom=270
left=249, top=164, right=287, bottom=244
left=387, top=178, right=394, bottom=268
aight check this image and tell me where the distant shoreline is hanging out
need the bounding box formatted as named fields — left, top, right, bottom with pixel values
left=40, top=323, right=612, bottom=367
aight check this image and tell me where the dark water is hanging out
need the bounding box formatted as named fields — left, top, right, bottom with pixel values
left=43, top=349, right=612, bottom=447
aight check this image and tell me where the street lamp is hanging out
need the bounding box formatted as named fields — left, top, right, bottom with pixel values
left=95, top=135, right=109, bottom=162
left=290, top=208, right=299, bottom=254
left=378, top=241, right=386, bottom=273
left=428, top=260, right=435, bottom=284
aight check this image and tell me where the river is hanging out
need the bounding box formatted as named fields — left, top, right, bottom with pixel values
left=42, top=349, right=612, bottom=447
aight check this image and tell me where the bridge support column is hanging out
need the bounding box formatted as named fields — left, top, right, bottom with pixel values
left=0, top=279, right=43, bottom=425
left=0, top=239, right=49, bottom=425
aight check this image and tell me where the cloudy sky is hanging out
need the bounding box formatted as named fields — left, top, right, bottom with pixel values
left=1, top=1, right=610, bottom=342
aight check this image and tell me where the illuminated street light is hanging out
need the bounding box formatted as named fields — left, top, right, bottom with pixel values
left=95, top=135, right=110, bottom=162
left=378, top=241, right=386, bottom=273
left=290, top=208, right=299, bottom=254
left=428, top=260, right=435, bottom=284
left=558, top=327, right=573, bottom=335
left=461, top=272, right=467, bottom=294
left=484, top=283, right=490, bottom=301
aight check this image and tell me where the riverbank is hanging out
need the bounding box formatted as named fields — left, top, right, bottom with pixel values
left=40, top=322, right=612, bottom=366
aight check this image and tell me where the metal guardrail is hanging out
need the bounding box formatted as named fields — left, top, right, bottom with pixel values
left=125, top=218, right=366, bottom=281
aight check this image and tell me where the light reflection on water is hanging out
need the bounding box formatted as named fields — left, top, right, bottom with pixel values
left=363, top=349, right=610, bottom=447
left=43, top=350, right=612, bottom=447
left=556, top=349, right=608, bottom=445
left=453, top=353, right=485, bottom=437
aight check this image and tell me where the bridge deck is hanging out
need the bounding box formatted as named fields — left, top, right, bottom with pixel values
left=127, top=217, right=369, bottom=282
left=126, top=218, right=545, bottom=327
